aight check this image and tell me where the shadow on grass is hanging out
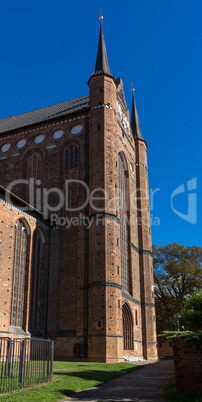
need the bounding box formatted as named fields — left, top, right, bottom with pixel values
left=55, top=366, right=140, bottom=381
left=55, top=366, right=141, bottom=399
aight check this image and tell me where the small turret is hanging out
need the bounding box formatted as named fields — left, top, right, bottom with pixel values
left=131, top=90, right=145, bottom=141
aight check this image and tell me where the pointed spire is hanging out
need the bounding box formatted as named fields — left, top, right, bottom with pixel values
left=131, top=90, right=145, bottom=141
left=91, top=17, right=114, bottom=78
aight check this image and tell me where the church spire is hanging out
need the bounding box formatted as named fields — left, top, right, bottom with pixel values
left=92, top=16, right=113, bottom=78
left=131, top=90, right=145, bottom=141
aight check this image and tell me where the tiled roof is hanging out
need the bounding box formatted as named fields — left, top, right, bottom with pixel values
left=0, top=95, right=89, bottom=135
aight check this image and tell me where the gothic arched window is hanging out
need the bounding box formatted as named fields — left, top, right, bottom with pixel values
left=10, top=220, right=29, bottom=327
left=29, top=229, right=44, bottom=330
left=65, top=145, right=79, bottom=170
left=122, top=302, right=134, bottom=350
left=118, top=153, right=131, bottom=293
left=27, top=152, right=42, bottom=179
left=25, top=152, right=43, bottom=206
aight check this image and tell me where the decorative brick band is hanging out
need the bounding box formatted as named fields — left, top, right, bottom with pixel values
left=139, top=249, right=153, bottom=257
left=89, top=282, right=141, bottom=305
left=0, top=114, right=87, bottom=141
left=144, top=302, right=155, bottom=307
left=88, top=334, right=123, bottom=338
left=88, top=281, right=122, bottom=290
left=91, top=104, right=113, bottom=111
left=88, top=282, right=155, bottom=308
left=136, top=162, right=148, bottom=170
left=144, top=341, right=157, bottom=344
left=122, top=290, right=141, bottom=306
left=131, top=243, right=153, bottom=257
left=131, top=243, right=139, bottom=253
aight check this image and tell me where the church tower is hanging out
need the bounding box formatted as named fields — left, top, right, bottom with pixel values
left=131, top=91, right=157, bottom=358
left=88, top=17, right=120, bottom=361
left=87, top=17, right=157, bottom=361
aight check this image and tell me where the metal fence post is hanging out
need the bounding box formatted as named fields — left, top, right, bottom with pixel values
left=50, top=341, right=54, bottom=382
left=19, top=339, right=26, bottom=389
left=4, top=339, right=11, bottom=379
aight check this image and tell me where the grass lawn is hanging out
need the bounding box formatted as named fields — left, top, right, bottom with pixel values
left=163, top=377, right=202, bottom=402
left=1, top=361, right=140, bottom=401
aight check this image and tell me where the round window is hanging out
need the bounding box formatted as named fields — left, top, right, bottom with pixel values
left=34, top=134, right=45, bottom=144
left=1, top=143, right=11, bottom=153
left=16, top=139, right=27, bottom=149
left=70, top=124, right=83, bottom=135
left=52, top=130, right=64, bottom=139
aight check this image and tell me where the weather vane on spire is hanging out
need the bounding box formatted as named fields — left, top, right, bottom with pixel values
left=99, top=9, right=103, bottom=20
left=131, top=82, right=135, bottom=92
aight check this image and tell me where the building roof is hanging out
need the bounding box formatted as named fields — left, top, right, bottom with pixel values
left=0, top=95, right=89, bottom=135
left=0, top=184, right=47, bottom=222
left=90, top=19, right=114, bottom=80
left=131, top=92, right=145, bottom=142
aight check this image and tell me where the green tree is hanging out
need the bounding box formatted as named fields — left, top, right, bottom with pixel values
left=153, top=243, right=202, bottom=333
left=181, top=290, right=202, bottom=332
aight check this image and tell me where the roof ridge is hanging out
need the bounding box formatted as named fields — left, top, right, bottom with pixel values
left=0, top=94, right=89, bottom=122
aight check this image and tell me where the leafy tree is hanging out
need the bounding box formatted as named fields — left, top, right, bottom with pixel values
left=180, top=290, right=202, bottom=332
left=153, top=243, right=202, bottom=333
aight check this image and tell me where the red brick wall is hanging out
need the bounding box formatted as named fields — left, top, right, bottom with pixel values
left=0, top=198, right=49, bottom=339
left=0, top=73, right=157, bottom=361
left=158, top=339, right=173, bottom=356
left=173, top=338, right=202, bottom=391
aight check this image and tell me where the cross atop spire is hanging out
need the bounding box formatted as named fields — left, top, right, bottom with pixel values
left=131, top=90, right=145, bottom=142
left=91, top=16, right=114, bottom=79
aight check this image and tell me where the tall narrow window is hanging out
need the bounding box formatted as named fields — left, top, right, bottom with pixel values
left=75, top=147, right=78, bottom=168
left=65, top=145, right=79, bottom=170
left=118, top=153, right=131, bottom=293
left=26, top=152, right=42, bottom=207
left=70, top=146, right=74, bottom=169
left=122, top=302, right=134, bottom=350
left=10, top=221, right=28, bottom=327
left=29, top=229, right=43, bottom=330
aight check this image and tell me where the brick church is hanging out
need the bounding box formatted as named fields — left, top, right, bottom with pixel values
left=0, top=18, right=157, bottom=362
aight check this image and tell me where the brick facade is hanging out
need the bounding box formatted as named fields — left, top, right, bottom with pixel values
left=158, top=339, right=173, bottom=357
left=173, top=338, right=202, bottom=391
left=0, top=189, right=49, bottom=339
left=0, top=21, right=157, bottom=361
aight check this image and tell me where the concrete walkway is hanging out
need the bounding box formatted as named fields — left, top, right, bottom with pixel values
left=60, top=358, right=174, bottom=402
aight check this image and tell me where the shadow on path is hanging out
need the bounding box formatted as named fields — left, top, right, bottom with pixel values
left=59, top=358, right=174, bottom=402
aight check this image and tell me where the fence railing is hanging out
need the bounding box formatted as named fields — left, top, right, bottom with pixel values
left=0, top=337, right=54, bottom=395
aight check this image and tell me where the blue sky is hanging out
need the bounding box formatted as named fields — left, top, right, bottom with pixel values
left=0, top=0, right=202, bottom=247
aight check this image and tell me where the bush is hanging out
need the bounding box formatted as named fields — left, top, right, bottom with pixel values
left=158, top=330, right=202, bottom=349
left=180, top=290, right=202, bottom=332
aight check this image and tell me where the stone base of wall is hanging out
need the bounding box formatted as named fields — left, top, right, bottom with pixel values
left=53, top=336, right=156, bottom=362
left=173, top=338, right=202, bottom=391
left=0, top=330, right=31, bottom=340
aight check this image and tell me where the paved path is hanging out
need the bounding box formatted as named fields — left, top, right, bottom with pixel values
left=60, top=358, right=174, bottom=402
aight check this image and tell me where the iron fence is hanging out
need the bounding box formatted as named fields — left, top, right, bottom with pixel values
left=0, top=337, right=54, bottom=395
